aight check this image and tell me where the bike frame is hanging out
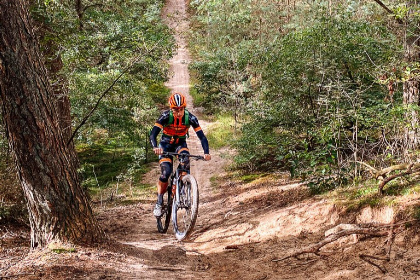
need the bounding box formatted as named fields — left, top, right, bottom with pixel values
left=165, top=152, right=202, bottom=207
left=157, top=152, right=203, bottom=239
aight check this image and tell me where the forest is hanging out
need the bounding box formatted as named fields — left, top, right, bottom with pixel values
left=189, top=0, right=420, bottom=190
left=0, top=0, right=175, bottom=232
left=0, top=0, right=420, bottom=279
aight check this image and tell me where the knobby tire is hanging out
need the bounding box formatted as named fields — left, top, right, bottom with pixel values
left=172, top=174, right=199, bottom=241
left=156, top=187, right=172, bottom=233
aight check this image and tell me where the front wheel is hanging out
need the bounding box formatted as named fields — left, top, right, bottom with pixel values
left=156, top=187, right=172, bottom=233
left=172, top=174, right=199, bottom=241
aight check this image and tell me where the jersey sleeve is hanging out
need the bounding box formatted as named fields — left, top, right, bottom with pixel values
left=189, top=112, right=210, bottom=154
left=149, top=111, right=170, bottom=148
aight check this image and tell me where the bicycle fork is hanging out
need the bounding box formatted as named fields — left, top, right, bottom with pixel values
left=172, top=174, right=180, bottom=206
left=173, top=172, right=190, bottom=209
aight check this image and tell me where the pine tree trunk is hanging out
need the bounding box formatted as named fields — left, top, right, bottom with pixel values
left=403, top=78, right=420, bottom=150
left=34, top=10, right=79, bottom=168
left=403, top=14, right=420, bottom=152
left=0, top=0, right=103, bottom=248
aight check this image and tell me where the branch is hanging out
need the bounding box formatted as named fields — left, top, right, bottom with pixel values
left=372, top=0, right=393, bottom=14
left=67, top=68, right=128, bottom=145
left=372, top=0, right=403, bottom=24
left=375, top=163, right=420, bottom=178
left=67, top=39, right=163, bottom=146
left=378, top=169, right=420, bottom=194
left=353, top=161, right=378, bottom=176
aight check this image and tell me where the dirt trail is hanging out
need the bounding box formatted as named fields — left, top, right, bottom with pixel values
left=2, top=0, right=420, bottom=279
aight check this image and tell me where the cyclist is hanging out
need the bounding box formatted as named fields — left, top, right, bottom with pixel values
left=150, top=92, right=211, bottom=217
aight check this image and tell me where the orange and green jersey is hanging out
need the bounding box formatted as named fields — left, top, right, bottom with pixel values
left=150, top=109, right=209, bottom=154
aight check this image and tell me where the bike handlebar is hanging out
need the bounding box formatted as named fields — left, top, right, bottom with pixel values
left=162, top=152, right=205, bottom=160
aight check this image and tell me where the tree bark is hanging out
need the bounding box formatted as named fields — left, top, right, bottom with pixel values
left=403, top=34, right=420, bottom=151
left=31, top=1, right=79, bottom=167
left=0, top=0, right=103, bottom=248
left=403, top=78, right=420, bottom=150
left=402, top=2, right=420, bottom=152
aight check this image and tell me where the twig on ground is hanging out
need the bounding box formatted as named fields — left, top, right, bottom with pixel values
left=359, top=254, right=388, bottom=274
left=386, top=220, right=395, bottom=260
left=272, top=220, right=420, bottom=262
left=224, top=241, right=261, bottom=250
left=148, top=266, right=185, bottom=271
left=0, top=273, right=35, bottom=279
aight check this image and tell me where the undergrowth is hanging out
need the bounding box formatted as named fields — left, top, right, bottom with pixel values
left=77, top=143, right=156, bottom=204
left=205, top=114, right=237, bottom=149
left=325, top=178, right=420, bottom=214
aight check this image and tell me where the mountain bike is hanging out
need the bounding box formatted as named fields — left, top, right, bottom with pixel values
left=156, top=152, right=204, bottom=241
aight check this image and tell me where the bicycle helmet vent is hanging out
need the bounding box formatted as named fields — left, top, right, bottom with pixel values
left=169, top=92, right=187, bottom=108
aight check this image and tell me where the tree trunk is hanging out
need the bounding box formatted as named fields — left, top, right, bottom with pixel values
left=0, top=0, right=103, bottom=248
left=403, top=22, right=420, bottom=152
left=403, top=77, right=420, bottom=150
left=32, top=3, right=79, bottom=168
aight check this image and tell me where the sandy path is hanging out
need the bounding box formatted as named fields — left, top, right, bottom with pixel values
left=100, top=0, right=229, bottom=278
left=162, top=0, right=193, bottom=107
left=160, top=0, right=228, bottom=247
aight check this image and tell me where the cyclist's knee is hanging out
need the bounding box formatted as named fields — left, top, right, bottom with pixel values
left=177, top=147, right=190, bottom=171
left=159, top=160, right=172, bottom=182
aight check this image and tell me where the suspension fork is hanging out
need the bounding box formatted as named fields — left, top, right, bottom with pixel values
left=173, top=170, right=181, bottom=206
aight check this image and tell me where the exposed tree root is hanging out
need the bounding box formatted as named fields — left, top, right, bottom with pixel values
left=272, top=220, right=418, bottom=263
left=359, top=254, right=388, bottom=274
left=272, top=228, right=388, bottom=262
left=0, top=273, right=35, bottom=279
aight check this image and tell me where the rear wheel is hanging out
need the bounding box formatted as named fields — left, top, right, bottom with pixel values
left=172, top=174, right=199, bottom=241
left=156, top=187, right=172, bottom=233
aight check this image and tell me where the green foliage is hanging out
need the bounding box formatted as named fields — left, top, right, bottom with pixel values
left=239, top=174, right=262, bottom=183
left=414, top=206, right=420, bottom=220
left=77, top=143, right=150, bottom=190
left=190, top=0, right=407, bottom=188
left=308, top=176, right=349, bottom=195
left=205, top=114, right=236, bottom=148
left=188, top=81, right=207, bottom=108
left=27, top=0, right=176, bottom=194
left=249, top=14, right=399, bottom=176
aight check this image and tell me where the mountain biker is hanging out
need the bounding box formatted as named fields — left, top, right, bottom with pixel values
left=149, top=92, right=211, bottom=217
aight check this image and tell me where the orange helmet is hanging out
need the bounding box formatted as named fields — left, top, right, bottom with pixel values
left=168, top=92, right=187, bottom=108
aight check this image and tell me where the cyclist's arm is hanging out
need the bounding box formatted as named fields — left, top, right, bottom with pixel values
left=196, top=130, right=209, bottom=154
left=149, top=125, right=161, bottom=148
left=149, top=111, right=169, bottom=148
left=190, top=113, right=209, bottom=154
